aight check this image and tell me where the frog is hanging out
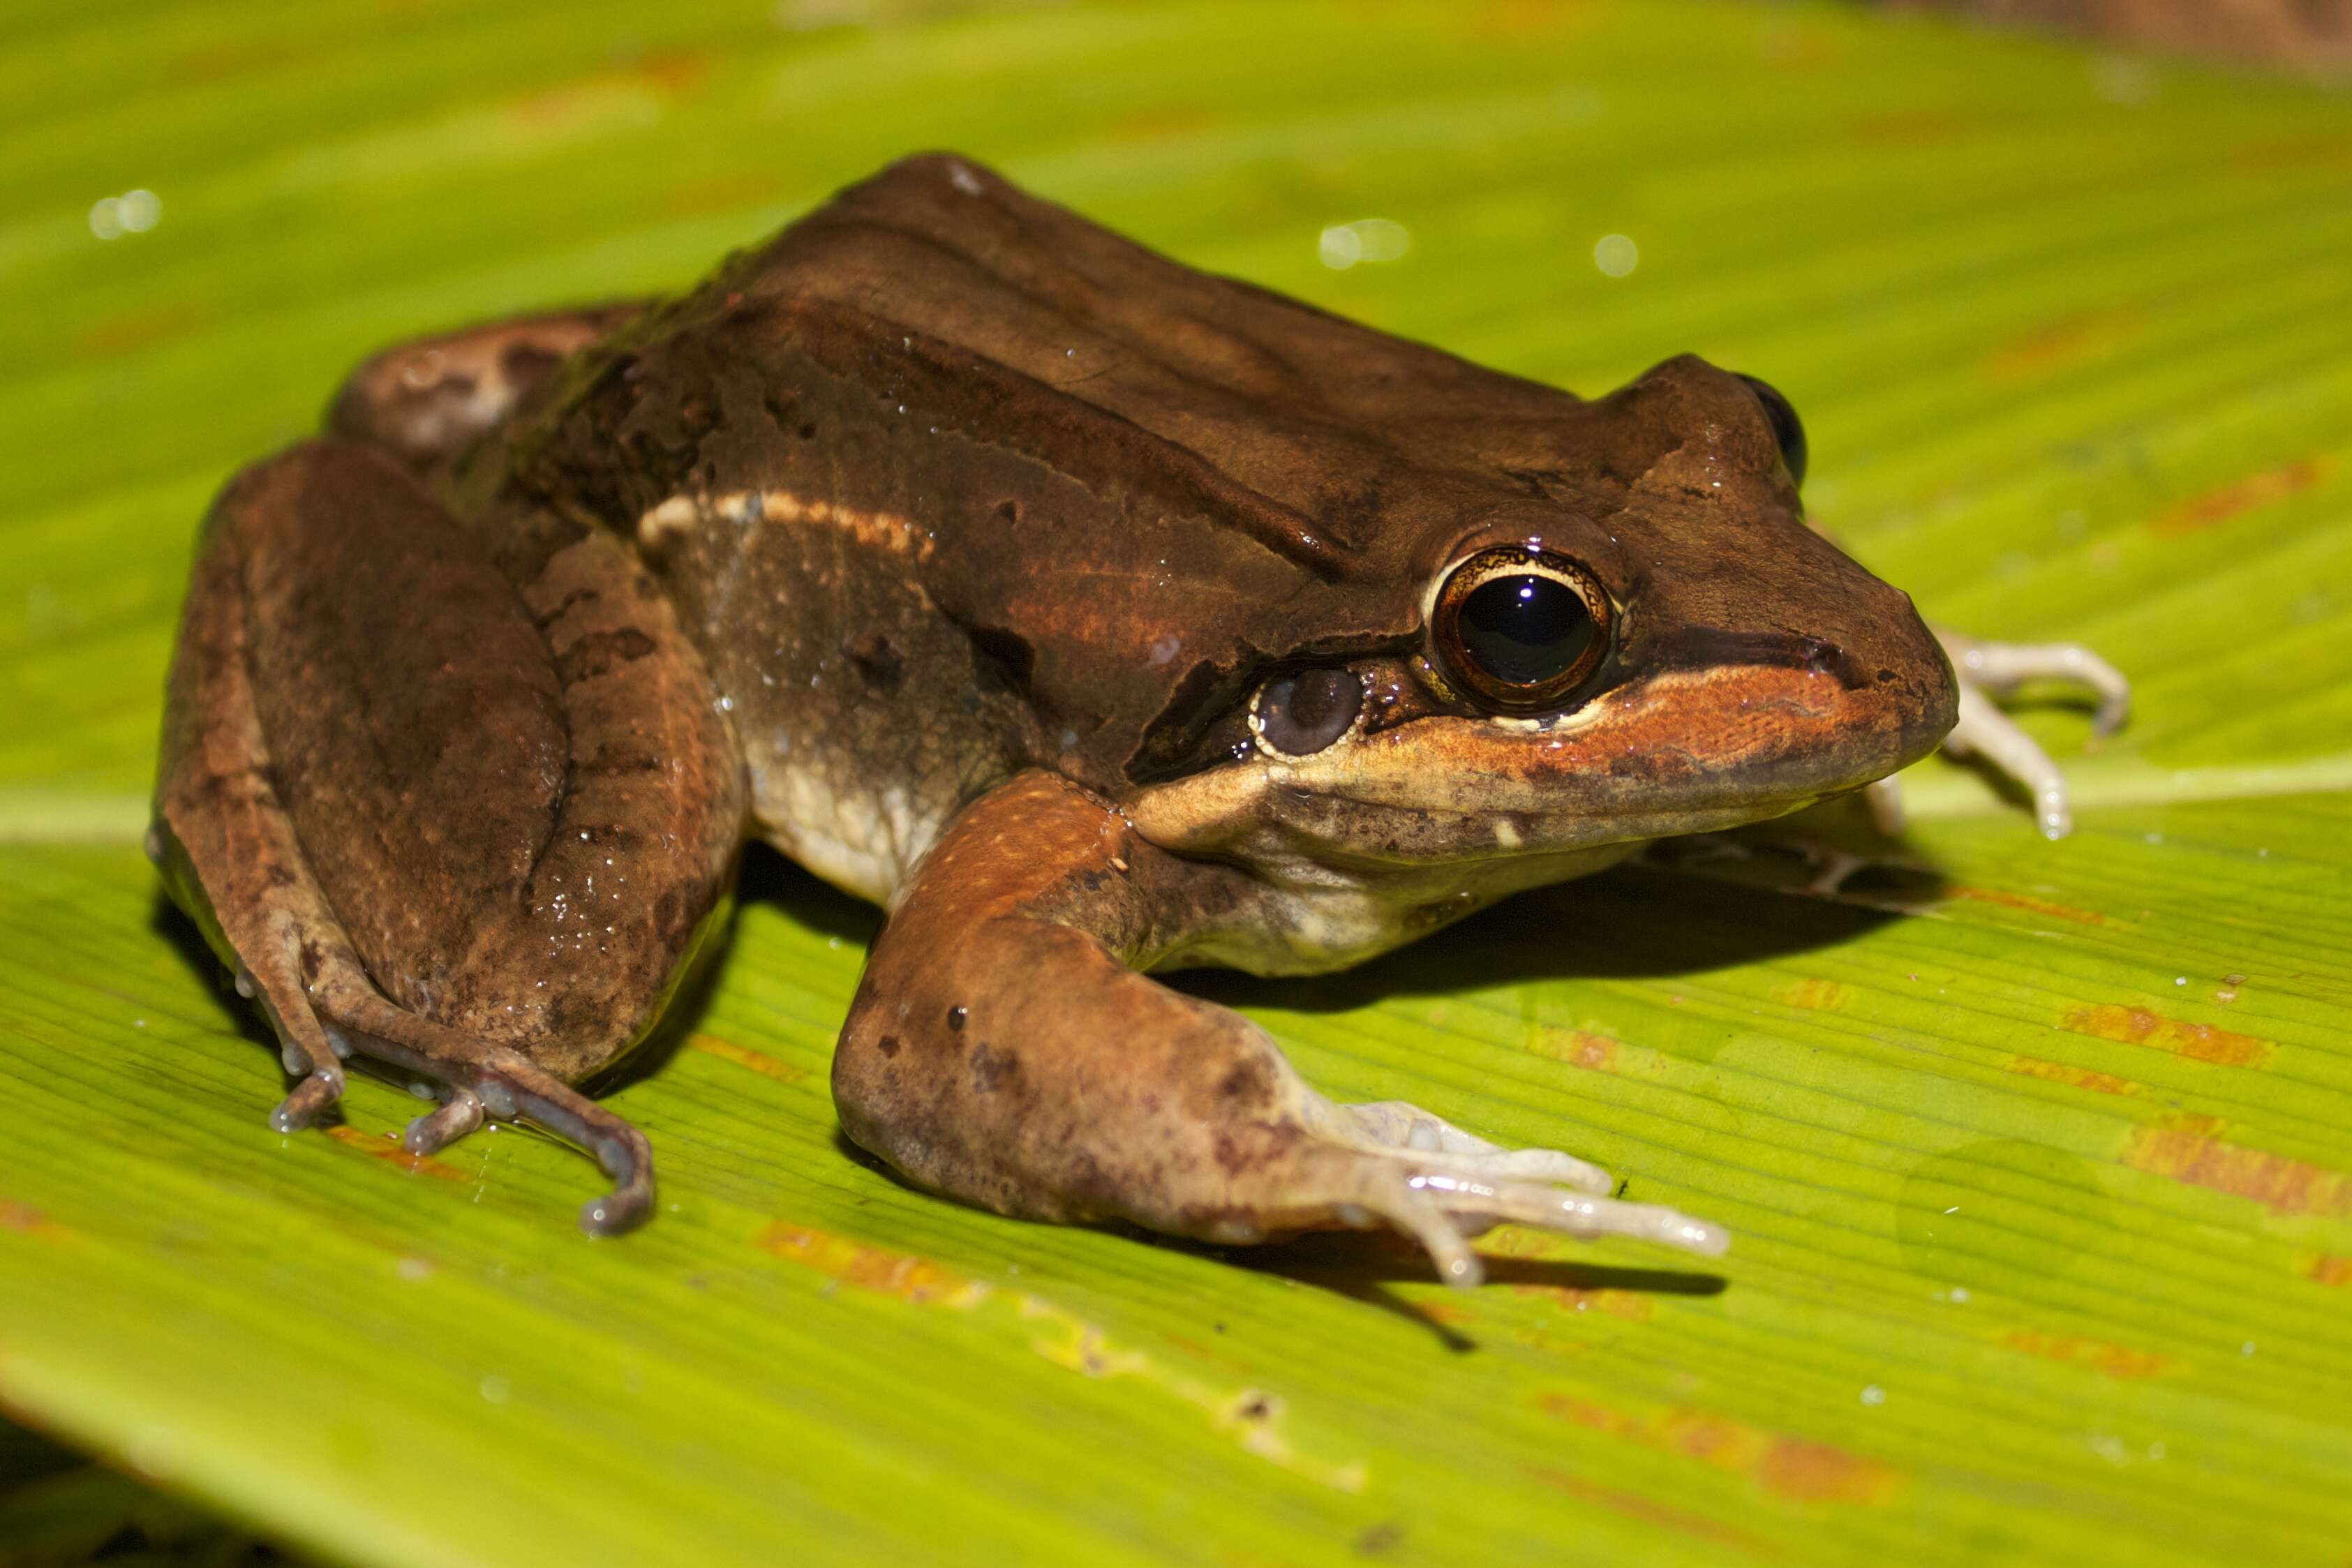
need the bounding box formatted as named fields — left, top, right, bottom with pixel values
left=150, top=153, right=2127, bottom=1285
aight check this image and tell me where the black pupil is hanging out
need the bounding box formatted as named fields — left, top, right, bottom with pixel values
left=1458, top=574, right=1596, bottom=687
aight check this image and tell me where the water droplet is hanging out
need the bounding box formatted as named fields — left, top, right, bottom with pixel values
left=1593, top=233, right=1639, bottom=278
left=1318, top=218, right=1410, bottom=270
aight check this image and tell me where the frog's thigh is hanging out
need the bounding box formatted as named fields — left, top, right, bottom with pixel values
left=154, top=439, right=742, bottom=1232
left=833, top=772, right=1725, bottom=1287
left=329, top=303, right=647, bottom=466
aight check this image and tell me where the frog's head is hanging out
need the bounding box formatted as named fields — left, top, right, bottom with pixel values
left=1124, top=354, right=1957, bottom=877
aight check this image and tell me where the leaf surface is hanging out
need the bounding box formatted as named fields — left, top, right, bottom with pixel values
left=3, top=3, right=2350, bottom=1565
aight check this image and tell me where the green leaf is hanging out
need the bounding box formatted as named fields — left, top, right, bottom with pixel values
left=4, top=3, right=2349, bottom=1565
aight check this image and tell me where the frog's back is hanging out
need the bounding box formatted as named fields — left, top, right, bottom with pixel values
left=505, top=155, right=1621, bottom=897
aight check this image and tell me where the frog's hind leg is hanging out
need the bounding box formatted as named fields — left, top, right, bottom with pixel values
left=154, top=439, right=741, bottom=1233
left=329, top=303, right=648, bottom=468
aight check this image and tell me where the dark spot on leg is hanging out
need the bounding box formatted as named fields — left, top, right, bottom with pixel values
left=946, top=1005, right=967, bottom=1033
left=996, top=498, right=1022, bottom=523
left=555, top=627, right=657, bottom=686
left=1217, top=1058, right=1271, bottom=1107
left=298, top=940, right=323, bottom=983
left=798, top=423, right=817, bottom=440
left=876, top=1033, right=900, bottom=1059
left=845, top=629, right=905, bottom=691
left=971, top=1041, right=1020, bottom=1093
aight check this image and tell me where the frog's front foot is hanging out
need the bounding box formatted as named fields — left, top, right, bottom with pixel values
left=1871, top=632, right=2131, bottom=839
left=832, top=772, right=1729, bottom=1288
left=1287, top=1103, right=1729, bottom=1283
left=1332, top=1100, right=1615, bottom=1194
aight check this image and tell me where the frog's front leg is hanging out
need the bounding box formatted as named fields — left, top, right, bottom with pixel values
left=328, top=304, right=647, bottom=468
left=833, top=774, right=1725, bottom=1287
left=1866, top=632, right=2132, bottom=839
left=152, top=439, right=743, bottom=1231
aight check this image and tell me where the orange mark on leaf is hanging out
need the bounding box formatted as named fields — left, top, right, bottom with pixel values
left=2002, top=1054, right=2137, bottom=1096
left=1530, top=1467, right=1780, bottom=1552
left=1510, top=1284, right=1653, bottom=1322
left=1947, top=886, right=2109, bottom=925
left=1101, top=103, right=1219, bottom=142
left=1756, top=1440, right=1906, bottom=1506
left=2062, top=1005, right=2273, bottom=1069
left=2154, top=456, right=2333, bottom=536
left=2003, top=1329, right=2173, bottom=1380
left=663, top=169, right=785, bottom=220
left=1529, top=1029, right=1618, bottom=1072
left=504, top=49, right=710, bottom=128
left=1983, top=308, right=2143, bottom=384
left=78, top=304, right=204, bottom=359
left=2305, top=1254, right=2352, bottom=1288
left=626, top=48, right=710, bottom=96
left=756, top=1223, right=984, bottom=1306
left=687, top=1033, right=807, bottom=1084
left=0, top=1200, right=75, bottom=1244
left=2123, top=1117, right=2352, bottom=1218
left=1535, top=1396, right=1903, bottom=1508
left=324, top=1124, right=468, bottom=1182
left=1774, top=978, right=1854, bottom=1012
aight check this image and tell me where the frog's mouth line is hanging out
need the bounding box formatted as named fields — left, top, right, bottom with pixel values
left=1125, top=657, right=1955, bottom=859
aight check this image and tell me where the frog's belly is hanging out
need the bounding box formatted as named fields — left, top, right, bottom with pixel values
left=744, top=757, right=952, bottom=907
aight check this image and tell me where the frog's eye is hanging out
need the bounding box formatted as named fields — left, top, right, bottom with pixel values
left=1431, top=546, right=1611, bottom=715
left=1735, top=373, right=1807, bottom=488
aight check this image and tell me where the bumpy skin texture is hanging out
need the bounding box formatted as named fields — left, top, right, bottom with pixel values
left=154, top=153, right=1971, bottom=1267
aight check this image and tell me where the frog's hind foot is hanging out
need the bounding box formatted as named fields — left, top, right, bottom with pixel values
left=341, top=1007, right=655, bottom=1235
left=306, top=978, right=657, bottom=1237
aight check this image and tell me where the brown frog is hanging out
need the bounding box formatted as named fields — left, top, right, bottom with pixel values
left=151, top=154, right=2124, bottom=1283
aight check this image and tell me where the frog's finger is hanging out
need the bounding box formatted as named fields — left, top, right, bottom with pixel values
left=1405, top=1170, right=1730, bottom=1260
left=1337, top=1099, right=1616, bottom=1195
left=1939, top=633, right=2132, bottom=736
left=1943, top=682, right=2075, bottom=839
